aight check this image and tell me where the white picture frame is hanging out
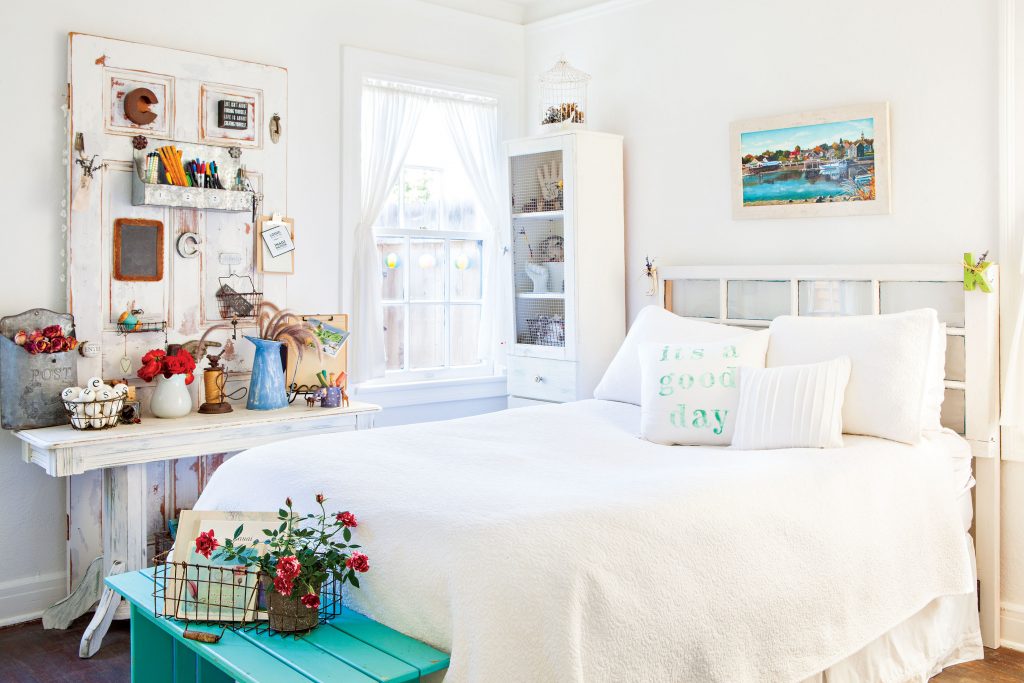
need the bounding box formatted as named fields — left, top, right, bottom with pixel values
left=730, top=102, right=891, bottom=219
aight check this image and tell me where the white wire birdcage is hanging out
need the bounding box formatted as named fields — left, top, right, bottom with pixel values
left=539, top=58, right=590, bottom=130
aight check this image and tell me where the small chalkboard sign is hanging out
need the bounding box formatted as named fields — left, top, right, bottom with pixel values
left=113, top=218, right=164, bottom=282
left=218, top=100, right=249, bottom=130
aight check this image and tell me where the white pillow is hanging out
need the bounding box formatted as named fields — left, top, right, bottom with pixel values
left=731, top=357, right=851, bottom=450
left=595, top=306, right=753, bottom=405
left=639, top=331, right=771, bottom=446
left=766, top=309, right=942, bottom=444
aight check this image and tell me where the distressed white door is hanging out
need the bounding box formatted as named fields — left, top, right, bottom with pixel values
left=66, top=33, right=288, bottom=587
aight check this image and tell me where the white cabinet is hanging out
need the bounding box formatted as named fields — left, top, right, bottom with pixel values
left=506, top=131, right=625, bottom=403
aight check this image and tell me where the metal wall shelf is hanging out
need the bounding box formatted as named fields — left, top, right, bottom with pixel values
left=131, top=173, right=252, bottom=212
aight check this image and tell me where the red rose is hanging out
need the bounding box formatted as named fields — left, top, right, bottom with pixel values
left=300, top=593, right=320, bottom=610
left=336, top=511, right=357, bottom=528
left=346, top=552, right=369, bottom=573
left=273, top=575, right=293, bottom=596
left=137, top=360, right=162, bottom=382
left=24, top=340, right=40, bottom=355
left=175, top=348, right=196, bottom=372
left=67, top=337, right=79, bottom=351
left=42, top=325, right=63, bottom=338
left=141, top=349, right=166, bottom=365
left=276, top=555, right=301, bottom=581
left=194, top=530, right=219, bottom=559
left=316, top=493, right=325, bottom=504
left=13, top=330, right=27, bottom=346
left=27, top=330, right=43, bottom=343
left=184, top=372, right=195, bottom=386
left=33, top=339, right=50, bottom=354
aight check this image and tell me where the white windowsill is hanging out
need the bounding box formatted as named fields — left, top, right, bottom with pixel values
left=354, top=374, right=508, bottom=409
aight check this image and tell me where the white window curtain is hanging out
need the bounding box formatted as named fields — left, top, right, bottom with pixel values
left=440, top=98, right=510, bottom=366
left=351, top=85, right=427, bottom=383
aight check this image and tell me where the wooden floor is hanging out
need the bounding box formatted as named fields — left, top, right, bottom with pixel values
left=0, top=617, right=1020, bottom=681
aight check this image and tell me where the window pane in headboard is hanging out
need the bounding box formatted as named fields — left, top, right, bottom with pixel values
left=797, top=280, right=872, bottom=317
left=879, top=281, right=964, bottom=327
left=945, top=334, right=966, bottom=382
left=940, top=387, right=966, bottom=434
left=726, top=280, right=789, bottom=321
left=670, top=279, right=719, bottom=319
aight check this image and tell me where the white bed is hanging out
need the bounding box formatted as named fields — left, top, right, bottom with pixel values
left=196, top=399, right=981, bottom=682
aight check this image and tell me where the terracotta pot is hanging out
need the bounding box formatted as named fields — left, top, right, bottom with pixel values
left=264, top=578, right=321, bottom=633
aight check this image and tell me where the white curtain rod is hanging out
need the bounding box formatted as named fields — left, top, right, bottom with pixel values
left=364, top=78, right=498, bottom=106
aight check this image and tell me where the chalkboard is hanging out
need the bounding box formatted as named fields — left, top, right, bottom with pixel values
left=113, top=218, right=164, bottom=281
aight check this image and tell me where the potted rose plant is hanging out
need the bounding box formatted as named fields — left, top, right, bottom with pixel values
left=137, top=346, right=196, bottom=418
left=213, top=494, right=369, bottom=633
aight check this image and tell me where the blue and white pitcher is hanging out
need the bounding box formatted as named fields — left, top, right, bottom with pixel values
left=245, top=336, right=288, bottom=410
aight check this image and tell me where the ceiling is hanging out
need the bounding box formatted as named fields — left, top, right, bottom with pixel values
left=417, top=0, right=616, bottom=24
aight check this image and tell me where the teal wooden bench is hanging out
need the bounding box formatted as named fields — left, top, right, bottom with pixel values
left=106, top=569, right=450, bottom=683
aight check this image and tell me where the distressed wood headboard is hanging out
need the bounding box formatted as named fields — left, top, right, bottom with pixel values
left=658, top=263, right=1001, bottom=647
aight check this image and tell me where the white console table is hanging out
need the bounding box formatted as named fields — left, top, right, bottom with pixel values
left=12, top=401, right=381, bottom=657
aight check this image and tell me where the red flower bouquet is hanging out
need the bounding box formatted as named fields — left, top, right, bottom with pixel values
left=213, top=494, right=368, bottom=630
left=13, top=325, right=79, bottom=355
left=137, top=347, right=197, bottom=385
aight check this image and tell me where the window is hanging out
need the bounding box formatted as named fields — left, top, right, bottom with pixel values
left=372, top=98, right=490, bottom=379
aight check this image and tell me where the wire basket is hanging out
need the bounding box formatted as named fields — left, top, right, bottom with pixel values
left=216, top=275, right=263, bottom=320
left=61, top=395, right=126, bottom=430
left=152, top=552, right=344, bottom=640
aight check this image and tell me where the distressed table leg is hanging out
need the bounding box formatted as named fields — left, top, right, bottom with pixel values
left=79, top=463, right=148, bottom=658
left=42, top=555, right=104, bottom=629
left=355, top=412, right=375, bottom=430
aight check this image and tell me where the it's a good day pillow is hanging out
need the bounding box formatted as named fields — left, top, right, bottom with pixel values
left=639, top=331, right=770, bottom=446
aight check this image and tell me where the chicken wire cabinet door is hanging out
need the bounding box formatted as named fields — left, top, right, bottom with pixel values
left=505, top=131, right=624, bottom=403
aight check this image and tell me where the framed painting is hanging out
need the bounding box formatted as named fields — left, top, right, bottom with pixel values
left=730, top=102, right=891, bottom=219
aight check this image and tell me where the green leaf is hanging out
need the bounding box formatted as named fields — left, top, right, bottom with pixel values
left=343, top=528, right=351, bottom=542
left=348, top=544, right=361, bottom=549
left=349, top=574, right=360, bottom=589
left=279, top=509, right=288, bottom=518
left=262, top=529, right=273, bottom=536
left=233, top=524, right=244, bottom=539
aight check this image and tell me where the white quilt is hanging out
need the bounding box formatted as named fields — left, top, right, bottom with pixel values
left=195, top=400, right=974, bottom=682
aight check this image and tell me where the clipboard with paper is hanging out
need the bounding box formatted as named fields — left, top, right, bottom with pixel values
left=286, top=313, right=349, bottom=389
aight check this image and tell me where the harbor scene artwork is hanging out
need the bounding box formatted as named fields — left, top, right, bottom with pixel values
left=730, top=103, right=890, bottom=219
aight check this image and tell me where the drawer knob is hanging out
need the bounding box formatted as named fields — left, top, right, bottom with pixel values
left=534, top=375, right=544, bottom=383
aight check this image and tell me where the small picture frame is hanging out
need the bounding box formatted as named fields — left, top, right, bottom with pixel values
left=256, top=215, right=295, bottom=274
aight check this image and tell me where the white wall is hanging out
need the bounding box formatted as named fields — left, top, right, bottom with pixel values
left=527, top=0, right=999, bottom=318
left=527, top=0, right=1017, bottom=642
left=0, top=0, right=523, bottom=624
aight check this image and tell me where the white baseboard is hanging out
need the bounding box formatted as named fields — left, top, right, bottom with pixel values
left=1001, top=601, right=1024, bottom=651
left=0, top=571, right=66, bottom=627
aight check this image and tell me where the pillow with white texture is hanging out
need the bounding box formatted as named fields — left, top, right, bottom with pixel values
left=595, top=306, right=753, bottom=406
left=766, top=309, right=942, bottom=444
left=638, top=330, right=771, bottom=446
left=731, top=357, right=852, bottom=450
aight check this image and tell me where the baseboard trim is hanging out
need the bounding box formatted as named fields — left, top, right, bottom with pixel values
left=1001, top=601, right=1024, bottom=651
left=0, top=571, right=66, bottom=627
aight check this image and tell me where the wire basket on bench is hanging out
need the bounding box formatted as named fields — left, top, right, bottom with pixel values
left=152, top=551, right=344, bottom=640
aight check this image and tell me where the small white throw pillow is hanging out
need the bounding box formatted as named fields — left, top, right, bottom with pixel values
left=639, top=331, right=771, bottom=446
left=731, top=357, right=852, bottom=450
left=766, top=309, right=941, bottom=444
left=595, top=306, right=753, bottom=406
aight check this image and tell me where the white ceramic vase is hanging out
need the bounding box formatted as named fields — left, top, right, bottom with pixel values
left=150, top=374, right=192, bottom=419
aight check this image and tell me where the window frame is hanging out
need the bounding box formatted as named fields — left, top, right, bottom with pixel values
left=342, top=47, right=520, bottom=388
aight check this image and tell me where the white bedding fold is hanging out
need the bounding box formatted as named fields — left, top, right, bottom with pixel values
left=195, top=400, right=974, bottom=682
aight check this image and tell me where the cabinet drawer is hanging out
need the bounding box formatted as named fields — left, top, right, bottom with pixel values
left=508, top=357, right=577, bottom=402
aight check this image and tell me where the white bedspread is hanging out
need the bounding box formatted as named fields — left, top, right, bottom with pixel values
left=195, top=400, right=974, bottom=682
